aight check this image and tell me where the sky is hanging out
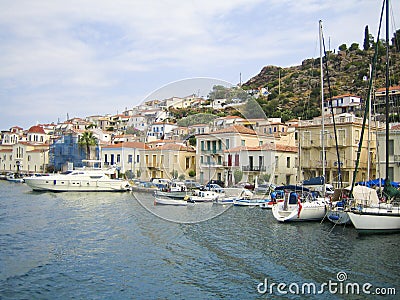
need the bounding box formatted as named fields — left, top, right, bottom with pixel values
left=0, top=0, right=399, bottom=130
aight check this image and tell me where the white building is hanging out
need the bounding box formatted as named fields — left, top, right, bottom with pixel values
left=146, top=122, right=177, bottom=142
left=101, top=142, right=149, bottom=177
left=324, top=94, right=362, bottom=115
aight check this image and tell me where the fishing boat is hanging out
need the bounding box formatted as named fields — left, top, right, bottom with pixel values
left=233, top=198, right=269, bottom=207
left=25, top=169, right=130, bottom=192
left=154, top=181, right=188, bottom=199
left=154, top=197, right=193, bottom=206
left=189, top=190, right=223, bottom=203
left=271, top=185, right=327, bottom=222
left=347, top=0, right=400, bottom=234
left=214, top=197, right=237, bottom=205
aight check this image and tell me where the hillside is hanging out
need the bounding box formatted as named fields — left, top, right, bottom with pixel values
left=242, top=43, right=400, bottom=121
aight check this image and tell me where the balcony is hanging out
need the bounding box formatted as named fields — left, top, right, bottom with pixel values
left=200, top=162, right=224, bottom=169
left=200, top=149, right=223, bottom=154
left=242, top=165, right=266, bottom=172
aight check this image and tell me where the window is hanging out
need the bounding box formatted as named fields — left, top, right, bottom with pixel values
left=128, top=155, right=132, bottom=163
left=186, top=157, right=190, bottom=169
left=287, top=157, right=290, bottom=168
left=275, top=156, right=279, bottom=166
left=225, top=139, right=230, bottom=150
left=105, top=154, right=108, bottom=163
left=117, top=154, right=121, bottom=163
left=235, top=154, right=240, bottom=166
left=338, top=129, right=346, bottom=146
left=136, top=154, right=140, bottom=163
left=355, top=129, right=360, bottom=144
left=388, top=140, right=394, bottom=156
left=201, top=141, right=204, bottom=151
left=241, top=140, right=245, bottom=146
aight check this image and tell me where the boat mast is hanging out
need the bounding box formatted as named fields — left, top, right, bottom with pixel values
left=385, top=0, right=390, bottom=184
left=367, top=64, right=372, bottom=182
left=319, top=20, right=326, bottom=195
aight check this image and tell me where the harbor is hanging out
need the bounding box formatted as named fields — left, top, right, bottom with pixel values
left=0, top=180, right=399, bottom=298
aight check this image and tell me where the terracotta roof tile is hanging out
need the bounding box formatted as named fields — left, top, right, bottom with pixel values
left=211, top=125, right=256, bottom=135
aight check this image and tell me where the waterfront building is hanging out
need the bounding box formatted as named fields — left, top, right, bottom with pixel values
left=0, top=125, right=50, bottom=173
left=298, top=113, right=379, bottom=187
left=195, top=125, right=269, bottom=185
left=49, top=131, right=92, bottom=171
left=143, top=142, right=196, bottom=180
left=101, top=141, right=149, bottom=178
left=376, top=123, right=400, bottom=182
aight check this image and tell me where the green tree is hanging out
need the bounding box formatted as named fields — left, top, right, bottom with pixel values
left=234, top=169, right=243, bottom=184
left=78, top=131, right=97, bottom=160
left=349, top=43, right=359, bottom=51
left=339, top=44, right=347, bottom=51
left=363, top=25, right=370, bottom=50
left=393, top=29, right=400, bottom=52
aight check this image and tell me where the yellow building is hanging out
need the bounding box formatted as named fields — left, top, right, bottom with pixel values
left=144, top=143, right=196, bottom=180
left=298, top=113, right=378, bottom=187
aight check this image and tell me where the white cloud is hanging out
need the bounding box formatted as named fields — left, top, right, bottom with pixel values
left=0, top=0, right=399, bottom=129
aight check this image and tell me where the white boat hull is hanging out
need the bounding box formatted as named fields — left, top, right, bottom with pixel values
left=25, top=177, right=130, bottom=192
left=272, top=201, right=326, bottom=222
left=154, top=190, right=188, bottom=199
left=154, top=197, right=190, bottom=206
left=348, top=207, right=400, bottom=233
left=234, top=199, right=268, bottom=207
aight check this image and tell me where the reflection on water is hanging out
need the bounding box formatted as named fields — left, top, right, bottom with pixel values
left=134, top=191, right=232, bottom=223
left=0, top=181, right=399, bottom=299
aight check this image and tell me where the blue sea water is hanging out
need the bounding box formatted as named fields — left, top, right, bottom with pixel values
left=0, top=180, right=399, bottom=299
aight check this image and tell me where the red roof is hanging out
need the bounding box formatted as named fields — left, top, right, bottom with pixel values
left=376, top=85, right=400, bottom=92
left=28, top=125, right=45, bottom=134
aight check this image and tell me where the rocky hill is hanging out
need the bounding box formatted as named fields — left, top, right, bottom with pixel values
left=242, top=44, right=400, bottom=121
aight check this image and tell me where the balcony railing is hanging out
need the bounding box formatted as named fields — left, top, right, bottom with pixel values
left=200, top=149, right=222, bottom=154
left=242, top=165, right=266, bottom=172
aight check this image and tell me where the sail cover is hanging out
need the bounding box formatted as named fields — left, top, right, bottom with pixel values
left=345, top=185, right=379, bottom=206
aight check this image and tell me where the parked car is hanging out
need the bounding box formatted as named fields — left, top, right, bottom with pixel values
left=204, top=183, right=224, bottom=193
left=185, top=181, right=203, bottom=190
left=234, top=182, right=255, bottom=190
left=206, top=180, right=225, bottom=188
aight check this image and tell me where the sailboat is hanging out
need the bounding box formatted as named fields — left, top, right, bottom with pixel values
left=272, top=21, right=328, bottom=223
left=347, top=0, right=400, bottom=234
